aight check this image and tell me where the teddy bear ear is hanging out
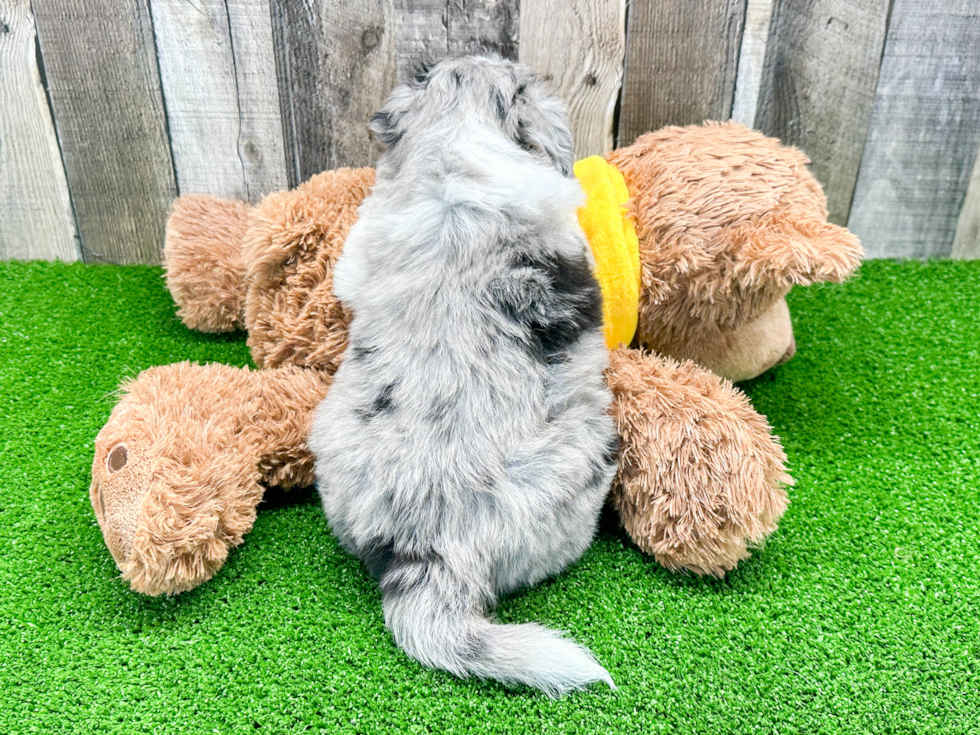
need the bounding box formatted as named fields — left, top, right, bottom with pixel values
left=732, top=212, right=864, bottom=291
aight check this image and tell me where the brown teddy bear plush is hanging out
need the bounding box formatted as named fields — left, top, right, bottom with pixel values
left=90, top=122, right=862, bottom=596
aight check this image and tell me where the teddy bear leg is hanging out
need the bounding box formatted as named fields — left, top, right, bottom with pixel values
left=91, top=362, right=330, bottom=595
left=605, top=347, right=792, bottom=576
left=164, top=195, right=251, bottom=333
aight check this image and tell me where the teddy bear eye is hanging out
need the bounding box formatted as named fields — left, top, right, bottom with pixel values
left=107, top=445, right=128, bottom=473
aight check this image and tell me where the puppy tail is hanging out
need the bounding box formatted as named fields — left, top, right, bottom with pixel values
left=380, top=555, right=615, bottom=698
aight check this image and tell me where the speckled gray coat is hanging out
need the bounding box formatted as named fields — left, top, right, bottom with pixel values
left=309, top=56, right=617, bottom=697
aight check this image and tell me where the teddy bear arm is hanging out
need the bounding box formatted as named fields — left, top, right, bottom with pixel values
left=251, top=367, right=333, bottom=489
left=240, top=168, right=374, bottom=370
left=164, top=195, right=252, bottom=333
left=605, top=347, right=792, bottom=576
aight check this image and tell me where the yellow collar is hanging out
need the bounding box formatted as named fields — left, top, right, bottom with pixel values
left=574, top=156, right=640, bottom=350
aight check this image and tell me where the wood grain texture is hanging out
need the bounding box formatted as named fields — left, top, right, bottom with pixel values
left=951, top=141, right=980, bottom=259
left=730, top=0, right=773, bottom=127
left=393, top=0, right=519, bottom=79
left=755, top=0, right=889, bottom=225
left=33, top=0, right=176, bottom=264
left=394, top=0, right=447, bottom=75
left=0, top=0, right=77, bottom=260
left=271, top=0, right=396, bottom=185
left=150, top=0, right=287, bottom=203
left=617, top=0, right=747, bottom=147
left=849, top=0, right=980, bottom=258
left=446, top=0, right=519, bottom=59
left=519, top=0, right=626, bottom=158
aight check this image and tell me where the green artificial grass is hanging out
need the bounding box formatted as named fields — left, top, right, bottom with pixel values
left=0, top=259, right=978, bottom=734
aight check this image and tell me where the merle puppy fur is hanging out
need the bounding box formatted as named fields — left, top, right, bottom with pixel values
left=309, top=56, right=618, bottom=696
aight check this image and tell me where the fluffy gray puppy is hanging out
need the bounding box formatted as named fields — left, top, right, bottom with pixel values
left=309, top=56, right=618, bottom=697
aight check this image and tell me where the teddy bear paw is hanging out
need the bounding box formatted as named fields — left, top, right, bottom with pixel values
left=606, top=347, right=792, bottom=576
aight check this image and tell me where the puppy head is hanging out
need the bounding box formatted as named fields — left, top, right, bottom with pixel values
left=368, top=55, right=574, bottom=176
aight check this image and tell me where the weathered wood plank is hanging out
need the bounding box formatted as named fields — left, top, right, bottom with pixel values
left=447, top=0, right=519, bottom=59
left=0, top=0, right=77, bottom=261
left=849, top=1, right=980, bottom=258
left=393, top=0, right=446, bottom=76
left=270, top=0, right=396, bottom=185
left=951, top=141, right=980, bottom=259
left=272, top=0, right=519, bottom=186
left=393, top=0, right=519, bottom=80
left=520, top=0, right=627, bottom=159
left=150, top=0, right=287, bottom=203
left=755, top=0, right=889, bottom=225
left=32, top=0, right=176, bottom=264
left=617, top=0, right=747, bottom=147
left=730, top=0, right=773, bottom=127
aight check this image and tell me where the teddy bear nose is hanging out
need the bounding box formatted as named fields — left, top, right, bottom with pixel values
left=91, top=440, right=149, bottom=566
left=108, top=444, right=128, bottom=472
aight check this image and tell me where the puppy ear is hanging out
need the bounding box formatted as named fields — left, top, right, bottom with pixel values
left=368, top=109, right=404, bottom=148
left=368, top=81, right=417, bottom=149
left=507, top=74, right=575, bottom=177
left=369, top=57, right=440, bottom=148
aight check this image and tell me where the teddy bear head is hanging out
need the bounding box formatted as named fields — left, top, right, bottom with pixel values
left=90, top=363, right=269, bottom=595
left=607, top=122, right=863, bottom=382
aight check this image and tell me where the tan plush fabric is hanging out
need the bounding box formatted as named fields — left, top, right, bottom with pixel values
left=655, top=295, right=797, bottom=383
left=165, top=196, right=251, bottom=333
left=95, top=122, right=864, bottom=594
left=243, top=168, right=373, bottom=370
left=606, top=121, right=862, bottom=378
left=92, top=362, right=330, bottom=595
left=606, top=348, right=791, bottom=575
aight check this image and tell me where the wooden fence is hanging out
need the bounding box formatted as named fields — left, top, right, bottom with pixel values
left=1, top=0, right=979, bottom=263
